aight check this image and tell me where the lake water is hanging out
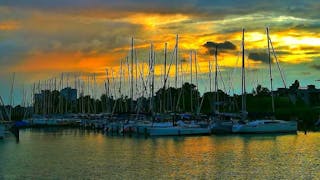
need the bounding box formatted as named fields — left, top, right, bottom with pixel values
left=1, top=129, right=319, bottom=179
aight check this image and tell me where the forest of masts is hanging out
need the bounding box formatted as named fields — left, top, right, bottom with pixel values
left=28, top=35, right=241, bottom=117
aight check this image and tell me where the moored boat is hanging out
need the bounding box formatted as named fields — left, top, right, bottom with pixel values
left=210, top=113, right=241, bottom=134
left=231, top=28, right=298, bottom=134
left=210, top=120, right=233, bottom=134
left=147, top=120, right=210, bottom=136
left=232, top=120, right=297, bottom=133
left=148, top=126, right=211, bottom=136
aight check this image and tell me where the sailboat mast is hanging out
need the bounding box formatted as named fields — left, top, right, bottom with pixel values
left=241, top=28, right=246, bottom=117
left=190, top=51, right=193, bottom=113
left=135, top=48, right=138, bottom=101
left=130, top=37, right=134, bottom=113
left=266, top=27, right=275, bottom=114
left=175, top=34, right=179, bottom=89
left=214, top=46, right=219, bottom=112
left=9, top=72, right=15, bottom=121
left=119, top=62, right=122, bottom=92
left=209, top=55, right=212, bottom=92
left=164, top=43, right=167, bottom=88
left=194, top=51, right=199, bottom=113
left=163, top=43, right=167, bottom=112
left=106, top=69, right=110, bottom=113
left=93, top=73, right=97, bottom=114
left=87, top=75, right=90, bottom=114
left=125, top=56, right=129, bottom=113
left=152, top=47, right=155, bottom=119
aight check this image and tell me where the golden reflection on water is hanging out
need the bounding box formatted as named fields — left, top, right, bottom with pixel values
left=0, top=129, right=319, bottom=179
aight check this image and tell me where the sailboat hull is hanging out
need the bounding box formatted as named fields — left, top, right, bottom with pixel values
left=210, top=121, right=233, bottom=134
left=232, top=120, right=297, bottom=134
left=148, top=127, right=211, bottom=136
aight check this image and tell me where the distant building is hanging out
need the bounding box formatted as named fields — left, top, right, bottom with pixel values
left=33, top=88, right=77, bottom=114
left=60, top=87, right=77, bottom=101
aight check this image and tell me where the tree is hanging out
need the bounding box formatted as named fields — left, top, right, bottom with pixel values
left=255, top=84, right=270, bottom=96
left=290, top=80, right=300, bottom=90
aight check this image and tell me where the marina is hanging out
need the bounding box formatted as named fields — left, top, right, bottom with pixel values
left=2, top=28, right=309, bottom=139
left=1, top=1, right=320, bottom=179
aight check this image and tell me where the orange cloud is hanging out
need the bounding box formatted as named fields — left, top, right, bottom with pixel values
left=0, top=20, right=19, bottom=30
left=9, top=51, right=125, bottom=82
left=120, top=13, right=190, bottom=29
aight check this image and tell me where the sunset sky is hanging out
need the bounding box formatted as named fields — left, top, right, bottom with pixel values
left=1, top=0, right=320, bottom=104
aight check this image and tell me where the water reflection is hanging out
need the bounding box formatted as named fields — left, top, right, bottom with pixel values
left=0, top=129, right=319, bottom=179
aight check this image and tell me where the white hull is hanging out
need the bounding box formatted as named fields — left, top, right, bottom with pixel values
left=210, top=121, right=233, bottom=134
left=232, top=120, right=297, bottom=133
left=135, top=122, right=173, bottom=134
left=148, top=127, right=211, bottom=136
left=136, top=125, right=152, bottom=134
left=30, top=118, right=80, bottom=126
left=0, top=124, right=5, bottom=139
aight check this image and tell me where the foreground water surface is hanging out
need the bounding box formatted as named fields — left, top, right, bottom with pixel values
left=0, top=129, right=319, bottom=179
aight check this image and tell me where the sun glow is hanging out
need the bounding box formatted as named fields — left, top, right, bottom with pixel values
left=0, top=20, right=19, bottom=30
left=120, top=13, right=190, bottom=29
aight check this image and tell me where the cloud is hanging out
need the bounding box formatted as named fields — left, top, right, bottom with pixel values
left=3, top=0, right=320, bottom=20
left=248, top=52, right=272, bottom=63
left=0, top=20, right=20, bottom=30
left=1, top=0, right=320, bottom=104
left=203, top=41, right=236, bottom=55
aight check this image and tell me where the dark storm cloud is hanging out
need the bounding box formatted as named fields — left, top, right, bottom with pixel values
left=248, top=52, right=272, bottom=63
left=0, top=16, right=143, bottom=66
left=293, top=22, right=320, bottom=33
left=275, top=50, right=292, bottom=55
left=203, top=41, right=236, bottom=55
left=2, top=0, right=320, bottom=19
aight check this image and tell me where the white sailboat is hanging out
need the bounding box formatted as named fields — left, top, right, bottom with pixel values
left=232, top=28, right=298, bottom=134
left=147, top=117, right=210, bottom=136
left=232, top=119, right=297, bottom=133
left=145, top=35, right=211, bottom=136
left=208, top=44, right=239, bottom=133
left=148, top=126, right=210, bottom=136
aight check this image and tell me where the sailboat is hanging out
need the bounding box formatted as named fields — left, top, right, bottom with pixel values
left=0, top=96, right=6, bottom=138
left=0, top=73, right=16, bottom=139
left=146, top=35, right=211, bottom=136
left=232, top=28, right=297, bottom=134
left=209, top=45, right=239, bottom=133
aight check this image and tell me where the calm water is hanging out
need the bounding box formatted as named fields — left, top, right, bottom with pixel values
left=0, top=129, right=319, bottom=179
